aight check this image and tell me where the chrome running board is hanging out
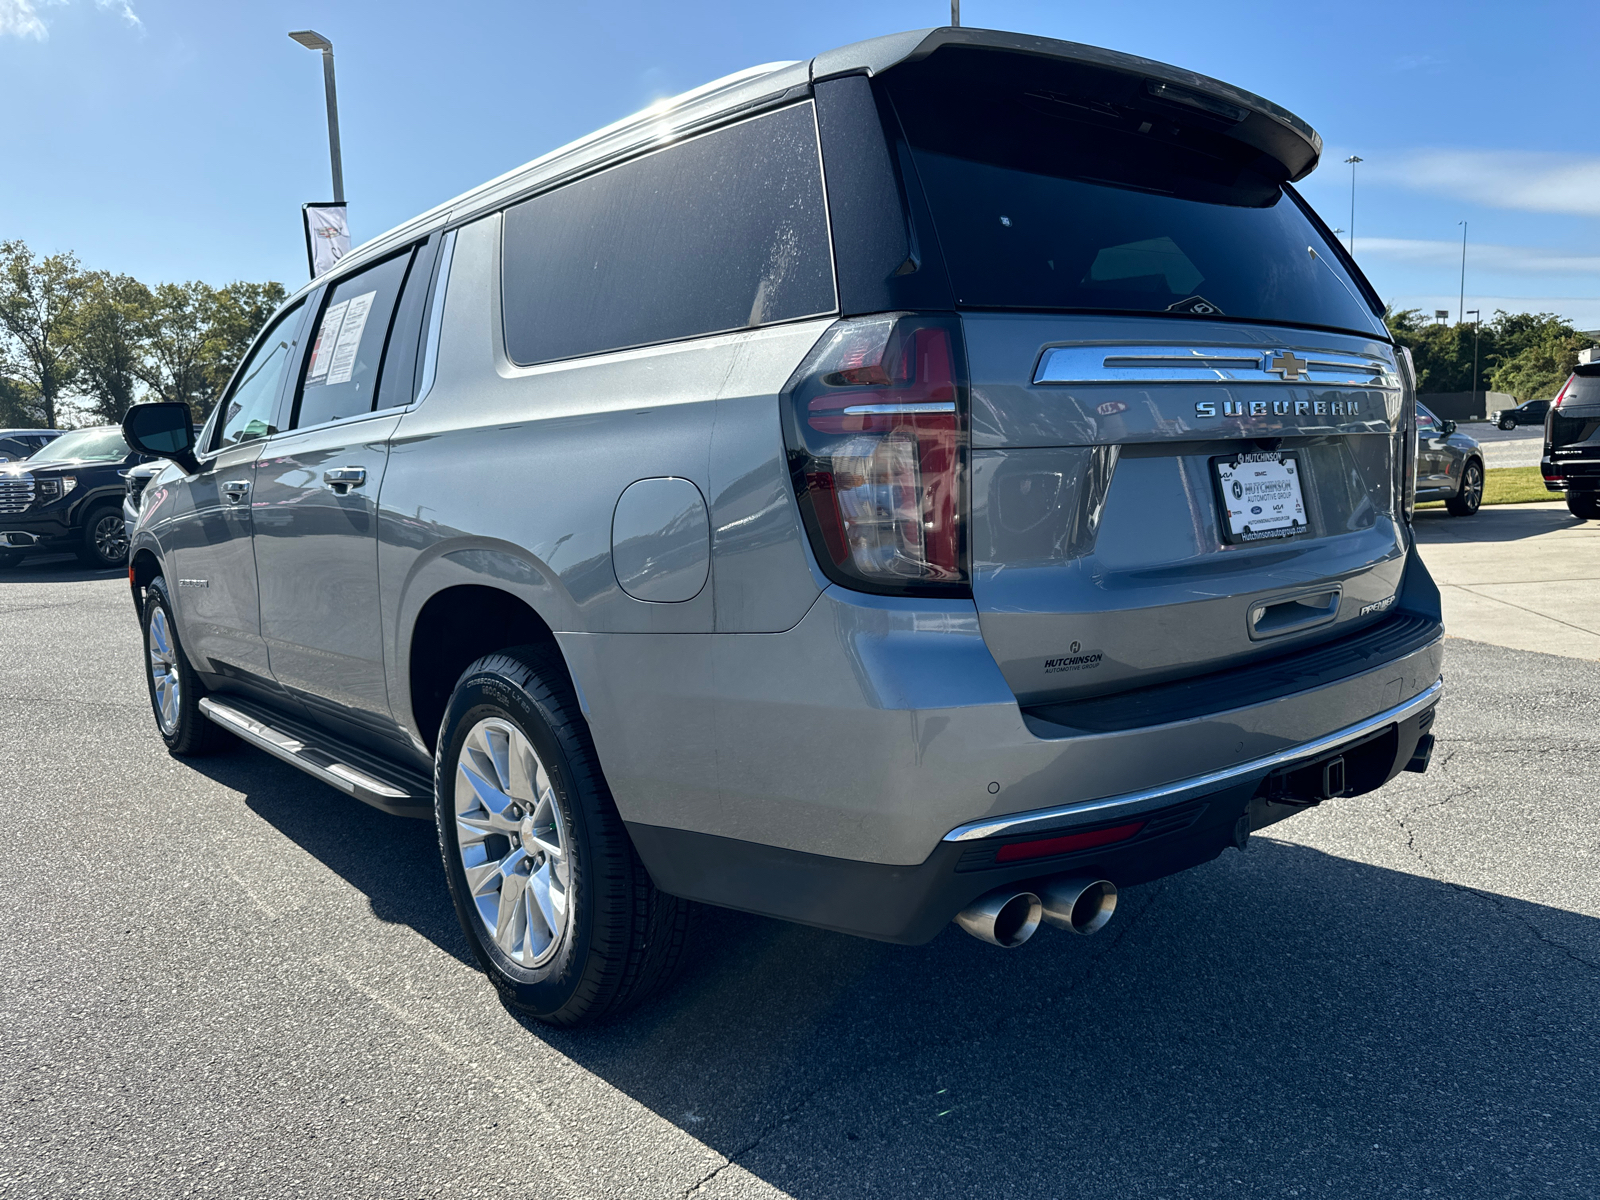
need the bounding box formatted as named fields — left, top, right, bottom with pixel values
left=943, top=677, right=1444, bottom=843
left=199, top=697, right=433, bottom=820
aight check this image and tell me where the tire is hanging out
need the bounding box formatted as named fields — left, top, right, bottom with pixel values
left=1499, top=419, right=1515, bottom=431
left=142, top=576, right=231, bottom=756
left=1446, top=460, right=1484, bottom=516
left=1567, top=493, right=1600, bottom=521
left=78, top=503, right=128, bottom=568
left=435, top=646, right=690, bottom=1026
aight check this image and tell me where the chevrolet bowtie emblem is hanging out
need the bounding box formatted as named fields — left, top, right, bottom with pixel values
left=1266, top=351, right=1309, bottom=381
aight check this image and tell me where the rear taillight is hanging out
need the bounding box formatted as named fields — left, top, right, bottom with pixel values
left=782, top=314, right=968, bottom=595
left=1552, top=375, right=1575, bottom=410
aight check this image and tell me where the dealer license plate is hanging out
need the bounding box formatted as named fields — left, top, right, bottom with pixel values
left=1213, top=452, right=1308, bottom=544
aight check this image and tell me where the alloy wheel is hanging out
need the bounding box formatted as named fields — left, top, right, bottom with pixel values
left=94, top=511, right=128, bottom=564
left=147, top=606, right=181, bottom=735
left=1462, top=464, right=1483, bottom=510
left=453, top=717, right=573, bottom=968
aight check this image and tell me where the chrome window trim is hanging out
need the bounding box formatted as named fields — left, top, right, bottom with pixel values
left=943, top=675, right=1444, bottom=843
left=1034, top=345, right=1400, bottom=389
left=414, top=228, right=457, bottom=406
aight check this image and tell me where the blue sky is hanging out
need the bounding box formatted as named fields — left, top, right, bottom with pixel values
left=4, top=0, right=1597, bottom=330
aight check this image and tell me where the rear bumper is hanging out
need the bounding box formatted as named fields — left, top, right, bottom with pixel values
left=572, top=548, right=1445, bottom=877
left=629, top=679, right=1440, bottom=943
left=1542, top=456, right=1600, bottom=492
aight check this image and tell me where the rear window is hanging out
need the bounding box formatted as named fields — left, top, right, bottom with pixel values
left=501, top=103, right=837, bottom=366
left=1562, top=368, right=1600, bottom=410
left=883, top=48, right=1384, bottom=338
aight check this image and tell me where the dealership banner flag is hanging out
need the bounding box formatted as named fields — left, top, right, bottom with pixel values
left=302, top=202, right=349, bottom=278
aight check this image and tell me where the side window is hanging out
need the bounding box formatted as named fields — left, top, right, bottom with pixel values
left=501, top=102, right=837, bottom=366
left=214, top=301, right=305, bottom=449
left=1416, top=406, right=1438, bottom=434
left=295, top=248, right=415, bottom=429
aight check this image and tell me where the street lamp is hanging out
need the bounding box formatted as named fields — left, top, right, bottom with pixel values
left=1343, top=155, right=1362, bottom=256
left=951, top=0, right=960, bottom=25
left=1466, top=308, right=1481, bottom=418
left=1457, top=220, right=1468, bottom=327
left=289, top=30, right=344, bottom=203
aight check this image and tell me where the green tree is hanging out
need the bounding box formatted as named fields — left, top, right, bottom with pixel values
left=201, top=279, right=287, bottom=404
left=136, top=280, right=216, bottom=417
left=1485, top=311, right=1589, bottom=402
left=0, top=240, right=84, bottom=429
left=75, top=270, right=152, bottom=423
left=0, top=375, right=38, bottom=427
left=1384, top=308, right=1484, bottom=393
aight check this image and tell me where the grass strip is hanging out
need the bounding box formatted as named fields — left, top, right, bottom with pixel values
left=1417, top=465, right=1553, bottom=509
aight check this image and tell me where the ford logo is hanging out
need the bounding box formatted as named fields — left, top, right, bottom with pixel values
left=1250, top=505, right=1262, bottom=514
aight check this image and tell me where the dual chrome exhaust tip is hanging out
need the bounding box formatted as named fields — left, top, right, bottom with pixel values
left=953, top=877, right=1118, bottom=948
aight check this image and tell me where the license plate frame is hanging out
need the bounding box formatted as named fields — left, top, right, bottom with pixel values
left=1211, top=450, right=1310, bottom=545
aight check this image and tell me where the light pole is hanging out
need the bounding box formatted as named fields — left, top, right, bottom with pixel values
left=1457, top=220, right=1468, bottom=326
left=951, top=1, right=960, bottom=25
left=289, top=30, right=344, bottom=203
left=1466, top=308, right=1481, bottom=418
left=1343, top=155, right=1362, bottom=256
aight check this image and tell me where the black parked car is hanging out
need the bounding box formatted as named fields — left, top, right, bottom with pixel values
left=1495, top=399, right=1549, bottom=430
left=0, top=428, right=62, bottom=463
left=1543, top=364, right=1600, bottom=519
left=0, top=425, right=153, bottom=568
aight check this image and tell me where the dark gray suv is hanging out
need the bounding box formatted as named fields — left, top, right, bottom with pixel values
left=123, top=26, right=1444, bottom=1025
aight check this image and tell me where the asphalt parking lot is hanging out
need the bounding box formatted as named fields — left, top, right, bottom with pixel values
left=3, top=552, right=1597, bottom=1199
left=1463, top=421, right=1543, bottom=470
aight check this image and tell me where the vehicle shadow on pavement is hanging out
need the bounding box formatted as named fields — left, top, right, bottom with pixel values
left=182, top=746, right=473, bottom=967
left=532, top=838, right=1599, bottom=1197
left=1413, top=504, right=1586, bottom=543
left=0, top=552, right=128, bottom=584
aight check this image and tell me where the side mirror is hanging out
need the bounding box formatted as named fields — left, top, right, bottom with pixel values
left=1440, top=419, right=1457, bottom=437
left=123, top=402, right=200, bottom=475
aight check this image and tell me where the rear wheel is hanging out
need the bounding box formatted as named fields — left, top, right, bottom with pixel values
left=1567, top=493, right=1600, bottom=520
left=435, top=646, right=690, bottom=1026
left=142, top=576, right=230, bottom=756
left=1446, top=460, right=1483, bottom=516
left=1498, top=419, right=1515, bottom=430
left=78, top=503, right=128, bottom=568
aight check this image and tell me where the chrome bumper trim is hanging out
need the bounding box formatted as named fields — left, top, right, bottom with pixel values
left=943, top=677, right=1444, bottom=844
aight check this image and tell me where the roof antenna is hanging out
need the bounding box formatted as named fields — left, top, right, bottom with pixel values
left=951, top=1, right=960, bottom=26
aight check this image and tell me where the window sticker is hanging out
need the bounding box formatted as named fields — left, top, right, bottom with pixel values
left=324, top=290, right=376, bottom=386
left=305, top=299, right=349, bottom=384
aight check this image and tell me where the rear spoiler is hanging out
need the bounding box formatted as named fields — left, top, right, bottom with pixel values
left=812, top=26, right=1323, bottom=182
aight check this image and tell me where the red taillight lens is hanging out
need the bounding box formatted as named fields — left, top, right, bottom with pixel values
left=993, top=821, right=1146, bottom=864
left=782, top=315, right=967, bottom=595
left=1552, top=375, right=1574, bottom=410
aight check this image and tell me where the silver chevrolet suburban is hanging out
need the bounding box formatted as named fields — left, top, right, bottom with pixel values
left=123, top=27, right=1443, bottom=1025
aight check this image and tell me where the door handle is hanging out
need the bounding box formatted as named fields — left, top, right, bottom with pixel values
left=323, top=466, right=367, bottom=496
left=222, top=480, right=251, bottom=504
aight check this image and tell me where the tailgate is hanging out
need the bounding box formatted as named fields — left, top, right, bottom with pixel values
left=965, top=313, right=1407, bottom=705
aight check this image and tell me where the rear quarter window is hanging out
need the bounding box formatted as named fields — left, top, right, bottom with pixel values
left=500, top=102, right=837, bottom=365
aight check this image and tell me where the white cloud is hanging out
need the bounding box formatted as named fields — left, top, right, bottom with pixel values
left=95, top=0, right=138, bottom=29
left=0, top=0, right=139, bottom=38
left=1367, top=150, right=1600, bottom=218
left=0, top=0, right=48, bottom=39
left=1359, top=237, right=1600, bottom=276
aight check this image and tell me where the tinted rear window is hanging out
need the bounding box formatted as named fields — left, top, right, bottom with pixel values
left=884, top=48, right=1384, bottom=338
left=501, top=103, right=836, bottom=365
left=1563, top=369, right=1600, bottom=409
